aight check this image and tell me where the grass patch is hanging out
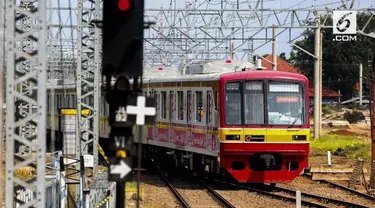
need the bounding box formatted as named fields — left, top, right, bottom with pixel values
left=310, top=135, right=371, bottom=160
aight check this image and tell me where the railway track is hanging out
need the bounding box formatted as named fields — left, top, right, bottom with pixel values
left=200, top=172, right=370, bottom=208
left=157, top=166, right=235, bottom=208
left=158, top=167, right=190, bottom=208
left=260, top=184, right=370, bottom=208
left=318, top=179, right=375, bottom=201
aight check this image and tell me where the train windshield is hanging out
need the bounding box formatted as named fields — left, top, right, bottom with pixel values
left=267, top=82, right=305, bottom=126
left=224, top=80, right=305, bottom=126
left=244, top=81, right=265, bottom=124
left=224, top=82, right=242, bottom=125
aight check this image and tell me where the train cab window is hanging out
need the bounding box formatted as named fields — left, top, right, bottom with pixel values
left=195, top=91, right=203, bottom=122
left=177, top=91, right=184, bottom=120
left=244, top=81, right=265, bottom=124
left=187, top=91, right=192, bottom=121
left=267, top=82, right=305, bottom=126
left=224, top=82, right=241, bottom=125
left=160, top=91, right=167, bottom=119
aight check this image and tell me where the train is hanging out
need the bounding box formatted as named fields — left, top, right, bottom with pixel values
left=45, top=59, right=310, bottom=185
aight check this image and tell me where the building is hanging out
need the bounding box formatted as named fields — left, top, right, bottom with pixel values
left=261, top=54, right=341, bottom=104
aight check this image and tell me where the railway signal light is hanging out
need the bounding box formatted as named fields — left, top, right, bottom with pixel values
left=102, top=0, right=144, bottom=78
left=118, top=0, right=131, bottom=11
left=355, top=82, right=359, bottom=91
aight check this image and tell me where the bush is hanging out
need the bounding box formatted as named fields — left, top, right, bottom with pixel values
left=343, top=110, right=364, bottom=123
left=311, top=135, right=371, bottom=160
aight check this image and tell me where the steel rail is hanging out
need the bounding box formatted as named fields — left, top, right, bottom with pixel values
left=158, top=167, right=190, bottom=208
left=239, top=185, right=327, bottom=208
left=198, top=179, right=235, bottom=208
left=269, top=185, right=370, bottom=208
left=319, top=180, right=375, bottom=201
left=198, top=172, right=326, bottom=208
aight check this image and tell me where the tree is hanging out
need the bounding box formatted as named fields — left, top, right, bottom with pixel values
left=279, top=52, right=287, bottom=61
left=289, top=13, right=375, bottom=99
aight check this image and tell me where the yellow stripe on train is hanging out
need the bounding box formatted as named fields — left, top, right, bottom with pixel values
left=219, top=128, right=310, bottom=142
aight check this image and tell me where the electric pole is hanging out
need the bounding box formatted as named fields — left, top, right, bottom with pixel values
left=314, top=11, right=321, bottom=139
left=319, top=30, right=323, bottom=133
left=359, top=63, right=363, bottom=105
left=370, top=53, right=375, bottom=190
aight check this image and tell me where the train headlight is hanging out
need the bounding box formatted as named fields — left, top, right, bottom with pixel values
left=292, top=135, right=307, bottom=141
left=226, top=135, right=240, bottom=140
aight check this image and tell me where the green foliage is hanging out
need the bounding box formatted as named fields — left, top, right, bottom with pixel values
left=289, top=12, right=375, bottom=100
left=279, top=52, right=287, bottom=61
left=343, top=110, right=365, bottom=123
left=310, top=135, right=371, bottom=160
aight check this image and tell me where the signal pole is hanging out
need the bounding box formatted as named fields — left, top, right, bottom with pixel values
left=102, top=0, right=156, bottom=206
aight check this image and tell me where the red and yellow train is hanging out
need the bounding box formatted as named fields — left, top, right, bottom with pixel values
left=46, top=59, right=310, bottom=185
left=133, top=59, right=310, bottom=184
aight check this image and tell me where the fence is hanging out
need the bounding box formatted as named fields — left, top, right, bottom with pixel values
left=88, top=172, right=117, bottom=208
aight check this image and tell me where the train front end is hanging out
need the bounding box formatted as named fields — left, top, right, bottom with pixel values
left=219, top=71, right=310, bottom=184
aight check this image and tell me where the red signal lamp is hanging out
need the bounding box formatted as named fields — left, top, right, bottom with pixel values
left=118, top=0, right=130, bottom=11
left=226, top=60, right=232, bottom=63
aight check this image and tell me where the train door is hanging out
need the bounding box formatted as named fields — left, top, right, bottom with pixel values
left=206, top=91, right=213, bottom=150
left=215, top=90, right=220, bottom=127
left=186, top=90, right=192, bottom=145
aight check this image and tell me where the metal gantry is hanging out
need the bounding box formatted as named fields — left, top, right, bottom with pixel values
left=5, top=0, right=47, bottom=207
left=143, top=0, right=375, bottom=69
left=14, top=0, right=37, bottom=158
left=76, top=0, right=101, bottom=176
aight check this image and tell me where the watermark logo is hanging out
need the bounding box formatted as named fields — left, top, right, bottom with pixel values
left=332, top=11, right=357, bottom=41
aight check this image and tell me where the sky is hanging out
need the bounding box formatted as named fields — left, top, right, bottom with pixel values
left=0, top=0, right=375, bottom=67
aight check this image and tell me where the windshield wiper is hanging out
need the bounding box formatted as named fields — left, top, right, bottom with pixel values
left=288, top=112, right=302, bottom=128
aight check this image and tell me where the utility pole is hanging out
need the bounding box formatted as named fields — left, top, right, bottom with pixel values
left=231, top=41, right=235, bottom=59
left=314, top=11, right=321, bottom=139
left=370, top=53, right=375, bottom=190
left=319, top=30, right=323, bottom=133
left=338, top=78, right=341, bottom=104
left=272, top=25, right=277, bottom=71
left=359, top=63, right=363, bottom=105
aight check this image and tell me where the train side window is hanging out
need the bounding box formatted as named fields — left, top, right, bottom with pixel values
left=169, top=91, right=174, bottom=121
left=70, top=95, right=73, bottom=108
left=187, top=91, right=192, bottom=122
left=207, top=91, right=212, bottom=124
left=154, top=91, right=158, bottom=118
left=73, top=94, right=76, bottom=108
left=47, top=95, right=50, bottom=113
left=160, top=91, right=167, bottom=119
left=195, top=91, right=203, bottom=122
left=177, top=91, right=184, bottom=120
